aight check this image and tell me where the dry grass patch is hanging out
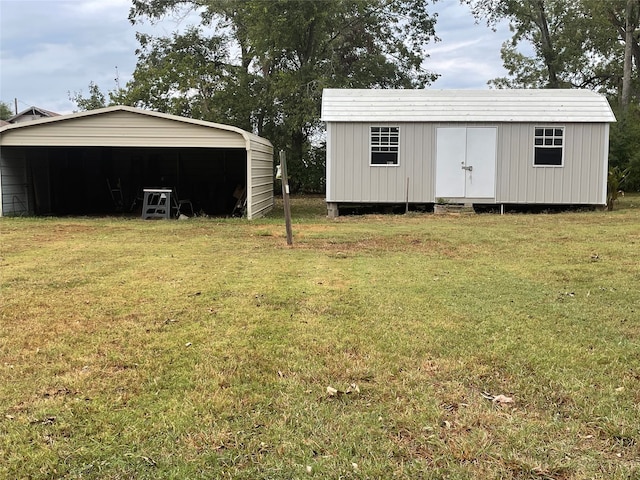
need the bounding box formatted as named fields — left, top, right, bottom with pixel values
left=1, top=194, right=639, bottom=478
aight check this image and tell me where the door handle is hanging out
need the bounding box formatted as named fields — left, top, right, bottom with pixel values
left=461, top=165, right=473, bottom=172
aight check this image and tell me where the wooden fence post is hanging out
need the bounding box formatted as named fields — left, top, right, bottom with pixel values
left=280, top=150, right=293, bottom=246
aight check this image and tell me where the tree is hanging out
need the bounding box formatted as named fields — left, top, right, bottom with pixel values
left=68, top=79, right=131, bottom=112
left=68, top=81, right=107, bottom=112
left=120, top=28, right=230, bottom=121
left=609, top=103, right=640, bottom=191
left=582, top=0, right=640, bottom=106
left=465, top=0, right=639, bottom=99
left=125, top=0, right=440, bottom=192
left=465, top=0, right=582, bottom=88
left=0, top=101, right=13, bottom=120
left=620, top=0, right=640, bottom=109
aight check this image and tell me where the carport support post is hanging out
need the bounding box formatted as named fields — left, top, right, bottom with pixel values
left=280, top=150, right=293, bottom=246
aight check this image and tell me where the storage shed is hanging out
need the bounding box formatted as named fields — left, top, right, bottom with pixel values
left=0, top=106, right=273, bottom=219
left=321, top=89, right=616, bottom=216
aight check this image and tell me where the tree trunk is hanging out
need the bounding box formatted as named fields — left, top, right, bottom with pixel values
left=621, top=0, right=635, bottom=109
left=534, top=0, right=560, bottom=88
left=632, top=1, right=640, bottom=94
left=289, top=129, right=307, bottom=193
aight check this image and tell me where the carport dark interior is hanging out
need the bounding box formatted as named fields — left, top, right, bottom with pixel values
left=22, top=146, right=247, bottom=216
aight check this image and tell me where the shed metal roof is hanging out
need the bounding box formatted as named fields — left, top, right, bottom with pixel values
left=321, top=89, right=616, bottom=123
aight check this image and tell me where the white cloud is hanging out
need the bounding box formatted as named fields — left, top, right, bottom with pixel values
left=428, top=38, right=483, bottom=55
left=427, top=0, right=511, bottom=89
left=73, top=0, right=130, bottom=16
left=0, top=0, right=513, bottom=114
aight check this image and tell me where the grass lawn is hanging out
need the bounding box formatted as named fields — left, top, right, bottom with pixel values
left=1, top=195, right=639, bottom=479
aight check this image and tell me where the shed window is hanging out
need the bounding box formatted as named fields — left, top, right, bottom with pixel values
left=534, top=126, right=564, bottom=166
left=371, top=126, right=399, bottom=165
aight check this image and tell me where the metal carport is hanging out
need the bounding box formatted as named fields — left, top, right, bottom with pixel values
left=0, top=106, right=273, bottom=219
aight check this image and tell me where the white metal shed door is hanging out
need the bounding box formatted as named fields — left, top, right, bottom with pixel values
left=435, top=128, right=466, bottom=197
left=436, top=127, right=496, bottom=199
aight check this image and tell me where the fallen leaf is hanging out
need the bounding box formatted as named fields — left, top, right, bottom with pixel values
left=327, top=383, right=360, bottom=397
left=30, top=416, right=56, bottom=425
left=615, top=386, right=625, bottom=392
left=481, top=391, right=495, bottom=401
left=482, top=391, right=514, bottom=405
left=346, top=383, right=360, bottom=394
left=493, top=394, right=514, bottom=404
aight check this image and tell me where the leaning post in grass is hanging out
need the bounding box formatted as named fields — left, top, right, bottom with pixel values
left=279, top=150, right=293, bottom=245
left=405, top=177, right=410, bottom=214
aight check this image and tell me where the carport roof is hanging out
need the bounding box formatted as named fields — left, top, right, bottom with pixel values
left=0, top=105, right=272, bottom=149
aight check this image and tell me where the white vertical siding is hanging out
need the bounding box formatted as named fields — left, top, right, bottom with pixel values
left=601, top=124, right=610, bottom=203
left=325, top=124, right=333, bottom=200
left=328, top=121, right=608, bottom=206
left=327, top=122, right=435, bottom=203
left=496, top=123, right=607, bottom=204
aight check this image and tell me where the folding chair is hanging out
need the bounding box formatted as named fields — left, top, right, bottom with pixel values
left=106, top=178, right=124, bottom=212
left=172, top=188, right=194, bottom=217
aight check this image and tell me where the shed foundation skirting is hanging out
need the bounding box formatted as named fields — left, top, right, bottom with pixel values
left=326, top=201, right=435, bottom=217
left=327, top=200, right=605, bottom=217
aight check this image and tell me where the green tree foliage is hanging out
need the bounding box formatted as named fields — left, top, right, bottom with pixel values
left=123, top=29, right=230, bottom=121
left=125, top=0, right=439, bottom=192
left=607, top=165, right=631, bottom=210
left=68, top=81, right=108, bottom=112
left=609, top=104, right=640, bottom=191
left=0, top=101, right=13, bottom=120
left=465, top=0, right=579, bottom=88
left=465, top=0, right=639, bottom=96
left=69, top=80, right=131, bottom=112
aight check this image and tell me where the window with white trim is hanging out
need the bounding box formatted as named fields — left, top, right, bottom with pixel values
left=534, top=127, right=564, bottom=166
left=370, top=126, right=399, bottom=165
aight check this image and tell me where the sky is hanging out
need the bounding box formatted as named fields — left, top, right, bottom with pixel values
left=0, top=0, right=513, bottom=116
